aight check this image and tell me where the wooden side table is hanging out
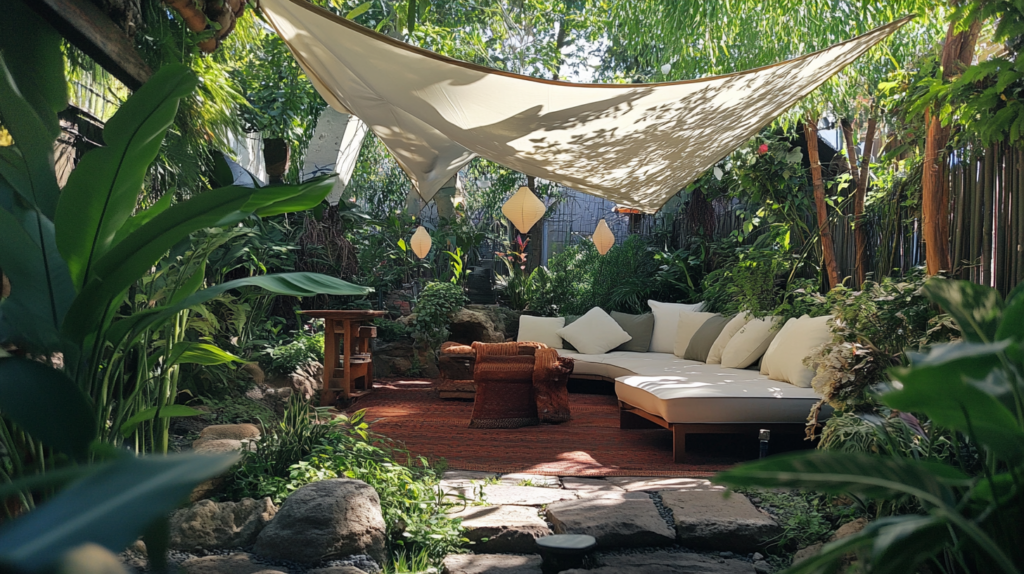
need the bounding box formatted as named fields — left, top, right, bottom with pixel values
left=301, top=310, right=386, bottom=406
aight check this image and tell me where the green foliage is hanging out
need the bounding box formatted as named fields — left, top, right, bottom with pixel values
left=716, top=278, right=1024, bottom=574
left=222, top=396, right=464, bottom=564
left=412, top=282, right=467, bottom=351
left=375, top=318, right=413, bottom=343
left=259, top=329, right=325, bottom=377
left=199, top=396, right=276, bottom=427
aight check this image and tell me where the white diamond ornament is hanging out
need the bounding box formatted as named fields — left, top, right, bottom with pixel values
left=661, top=63, right=672, bottom=75
left=593, top=218, right=615, bottom=255
left=502, top=186, right=546, bottom=233
left=713, top=166, right=724, bottom=180
left=411, top=226, right=431, bottom=259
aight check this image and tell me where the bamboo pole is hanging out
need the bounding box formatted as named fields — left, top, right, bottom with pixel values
left=1018, top=148, right=1024, bottom=285
left=953, top=161, right=965, bottom=277
left=854, top=116, right=877, bottom=287
left=983, top=144, right=995, bottom=286
left=804, top=118, right=841, bottom=290
left=972, top=152, right=983, bottom=283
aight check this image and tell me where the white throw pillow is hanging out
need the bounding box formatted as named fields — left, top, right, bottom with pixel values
left=761, top=315, right=833, bottom=387
left=557, top=307, right=632, bottom=355
left=517, top=315, right=565, bottom=349
left=672, top=311, right=720, bottom=358
left=648, top=300, right=705, bottom=353
left=720, top=316, right=779, bottom=369
left=706, top=313, right=751, bottom=364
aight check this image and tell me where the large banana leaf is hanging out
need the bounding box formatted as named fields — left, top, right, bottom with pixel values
left=60, top=186, right=254, bottom=345
left=0, top=0, right=66, bottom=140
left=0, top=57, right=61, bottom=219
left=714, top=451, right=970, bottom=506
left=55, top=65, right=199, bottom=290
left=0, top=207, right=74, bottom=350
left=0, top=358, right=96, bottom=459
left=0, top=453, right=237, bottom=571
left=886, top=341, right=1024, bottom=465
left=118, top=405, right=205, bottom=438
left=104, top=273, right=371, bottom=349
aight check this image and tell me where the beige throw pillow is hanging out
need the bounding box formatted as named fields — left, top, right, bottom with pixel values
left=517, top=315, right=565, bottom=349
left=760, top=315, right=833, bottom=387
left=706, top=313, right=751, bottom=364
left=671, top=311, right=720, bottom=358
left=648, top=300, right=705, bottom=353
left=720, top=316, right=779, bottom=369
left=557, top=307, right=632, bottom=355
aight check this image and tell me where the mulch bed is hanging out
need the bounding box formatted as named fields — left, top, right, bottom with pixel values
left=342, top=379, right=782, bottom=477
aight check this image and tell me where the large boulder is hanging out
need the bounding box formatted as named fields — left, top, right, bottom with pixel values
left=373, top=339, right=438, bottom=378
left=180, top=553, right=286, bottom=574
left=169, top=498, right=277, bottom=551
left=447, top=505, right=552, bottom=553
left=545, top=497, right=676, bottom=548
left=197, top=424, right=261, bottom=442
left=447, top=308, right=504, bottom=344
left=253, top=479, right=387, bottom=565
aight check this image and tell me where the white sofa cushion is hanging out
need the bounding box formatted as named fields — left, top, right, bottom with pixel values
left=616, top=372, right=827, bottom=424
left=517, top=315, right=565, bottom=349
left=648, top=300, right=705, bottom=353
left=720, top=316, right=779, bottom=369
left=706, top=313, right=751, bottom=364
left=557, top=307, right=631, bottom=355
left=760, top=315, right=833, bottom=387
left=671, top=311, right=718, bottom=358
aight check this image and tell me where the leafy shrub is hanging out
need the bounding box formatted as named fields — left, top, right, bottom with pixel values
left=259, top=329, right=325, bottom=376
left=412, top=282, right=467, bottom=351
left=374, top=318, right=412, bottom=342
left=220, top=395, right=464, bottom=564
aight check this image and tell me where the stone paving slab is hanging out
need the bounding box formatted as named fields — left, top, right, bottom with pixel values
left=561, top=551, right=756, bottom=574
left=441, top=554, right=542, bottom=574
left=443, top=471, right=498, bottom=483
left=499, top=473, right=561, bottom=488
left=605, top=477, right=723, bottom=492
left=660, top=491, right=780, bottom=553
left=180, top=553, right=286, bottom=574
left=574, top=490, right=650, bottom=500
left=546, top=497, right=675, bottom=548
left=447, top=484, right=580, bottom=506
left=447, top=505, right=552, bottom=553
left=559, top=477, right=624, bottom=492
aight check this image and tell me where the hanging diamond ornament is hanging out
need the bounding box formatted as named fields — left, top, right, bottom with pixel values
left=501, top=186, right=546, bottom=233
left=411, top=226, right=431, bottom=259
left=593, top=218, right=615, bottom=255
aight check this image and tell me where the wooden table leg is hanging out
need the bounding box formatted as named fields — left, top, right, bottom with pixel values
left=322, top=318, right=337, bottom=406
left=342, top=319, right=353, bottom=399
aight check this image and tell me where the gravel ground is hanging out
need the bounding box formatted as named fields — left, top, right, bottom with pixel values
left=648, top=491, right=675, bottom=531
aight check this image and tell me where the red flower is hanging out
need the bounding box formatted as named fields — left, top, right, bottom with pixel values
left=758, top=144, right=769, bottom=155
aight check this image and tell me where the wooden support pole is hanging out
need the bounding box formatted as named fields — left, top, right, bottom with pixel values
left=854, top=115, right=877, bottom=287
left=804, top=119, right=841, bottom=290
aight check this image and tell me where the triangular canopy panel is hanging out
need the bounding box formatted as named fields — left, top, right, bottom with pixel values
left=260, top=0, right=909, bottom=213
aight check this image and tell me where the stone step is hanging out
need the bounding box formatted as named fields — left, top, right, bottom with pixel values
left=561, top=550, right=756, bottom=574
left=559, top=477, right=624, bottom=493
left=605, top=477, right=724, bottom=492
left=447, top=505, right=552, bottom=553
left=545, top=496, right=675, bottom=548
left=446, top=484, right=581, bottom=506
left=499, top=473, right=561, bottom=488
left=659, top=490, right=780, bottom=553
left=441, top=554, right=542, bottom=574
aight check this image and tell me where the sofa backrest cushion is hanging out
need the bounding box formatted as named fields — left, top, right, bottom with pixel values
left=611, top=312, right=655, bottom=352
left=706, top=313, right=751, bottom=364
left=557, top=307, right=632, bottom=355
left=560, top=315, right=581, bottom=351
left=682, top=314, right=732, bottom=362
left=721, top=316, right=779, bottom=369
left=517, top=315, right=565, bottom=349
left=648, top=300, right=705, bottom=353
left=760, top=314, right=833, bottom=387
left=671, top=311, right=720, bottom=358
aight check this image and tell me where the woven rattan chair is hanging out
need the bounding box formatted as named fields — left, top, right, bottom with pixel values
left=438, top=341, right=549, bottom=400
left=533, top=348, right=574, bottom=423
left=468, top=342, right=539, bottom=428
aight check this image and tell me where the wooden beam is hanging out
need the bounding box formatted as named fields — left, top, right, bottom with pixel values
left=25, top=0, right=152, bottom=90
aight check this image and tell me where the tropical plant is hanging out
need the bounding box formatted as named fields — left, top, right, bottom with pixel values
left=716, top=277, right=1024, bottom=574
left=0, top=11, right=368, bottom=501
left=411, top=282, right=467, bottom=352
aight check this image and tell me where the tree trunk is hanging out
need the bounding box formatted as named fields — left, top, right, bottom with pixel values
left=854, top=115, right=877, bottom=287
left=841, top=118, right=860, bottom=184
left=804, top=119, right=841, bottom=290
left=923, top=13, right=982, bottom=275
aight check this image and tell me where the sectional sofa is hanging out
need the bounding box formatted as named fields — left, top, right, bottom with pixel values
left=517, top=302, right=834, bottom=462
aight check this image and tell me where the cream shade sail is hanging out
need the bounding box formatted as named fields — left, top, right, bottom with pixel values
left=260, top=0, right=909, bottom=213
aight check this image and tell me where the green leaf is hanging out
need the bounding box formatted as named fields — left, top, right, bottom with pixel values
left=996, top=286, right=1024, bottom=343
left=0, top=0, right=66, bottom=132
left=168, top=261, right=207, bottom=306
left=346, top=1, right=372, bottom=19
left=119, top=405, right=205, bottom=437
left=242, top=175, right=337, bottom=217
left=0, top=453, right=238, bottom=571
left=922, top=278, right=1003, bottom=343
left=0, top=358, right=97, bottom=458
left=111, top=191, right=174, bottom=247
left=105, top=273, right=371, bottom=348
left=55, top=64, right=198, bottom=291
left=714, top=451, right=969, bottom=506
left=0, top=57, right=61, bottom=218
left=60, top=186, right=254, bottom=346
left=0, top=206, right=75, bottom=349
left=168, top=342, right=243, bottom=366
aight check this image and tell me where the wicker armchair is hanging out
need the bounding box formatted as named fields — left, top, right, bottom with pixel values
left=533, top=348, right=574, bottom=423
left=437, top=341, right=547, bottom=399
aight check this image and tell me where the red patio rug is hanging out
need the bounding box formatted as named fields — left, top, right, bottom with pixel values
left=343, top=380, right=750, bottom=478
